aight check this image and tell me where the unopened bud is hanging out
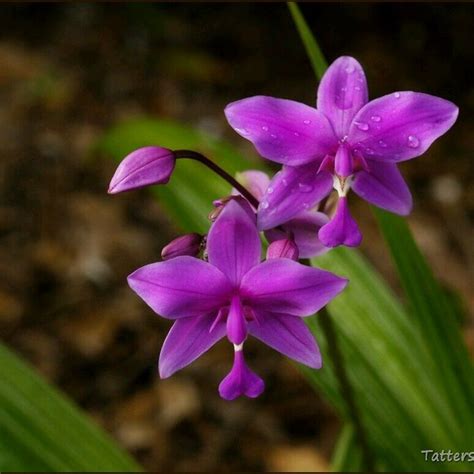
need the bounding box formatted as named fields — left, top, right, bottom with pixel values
left=161, top=233, right=203, bottom=260
left=266, top=238, right=299, bottom=261
left=108, top=146, right=175, bottom=194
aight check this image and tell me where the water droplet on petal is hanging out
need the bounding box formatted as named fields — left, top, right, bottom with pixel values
left=282, top=178, right=288, bottom=187
left=394, top=92, right=401, bottom=99
left=298, top=183, right=313, bottom=193
left=345, top=64, right=355, bottom=74
left=354, top=86, right=361, bottom=91
left=303, top=119, right=311, bottom=125
left=378, top=139, right=387, bottom=148
left=294, top=131, right=300, bottom=137
left=267, top=187, right=274, bottom=194
left=270, top=133, right=277, bottom=138
left=341, top=86, right=347, bottom=92
left=262, top=126, right=269, bottom=132
left=370, top=115, right=381, bottom=122
left=407, top=135, right=420, bottom=148
left=260, top=200, right=269, bottom=209
left=355, top=121, right=369, bottom=131
left=365, top=147, right=374, bottom=155
left=302, top=202, right=309, bottom=209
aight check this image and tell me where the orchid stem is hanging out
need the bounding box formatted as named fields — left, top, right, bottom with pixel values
left=174, top=150, right=260, bottom=209
left=318, top=306, right=375, bottom=472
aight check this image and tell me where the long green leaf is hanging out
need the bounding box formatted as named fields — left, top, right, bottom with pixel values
left=101, top=118, right=472, bottom=471
left=0, top=344, right=141, bottom=472
left=331, top=424, right=363, bottom=472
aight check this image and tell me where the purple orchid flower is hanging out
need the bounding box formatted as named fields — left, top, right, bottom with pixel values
left=128, top=199, right=347, bottom=400
left=225, top=56, right=459, bottom=247
left=233, top=170, right=329, bottom=258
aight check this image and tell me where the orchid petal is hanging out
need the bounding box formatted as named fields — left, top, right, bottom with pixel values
left=227, top=296, right=247, bottom=345
left=318, top=197, right=362, bottom=247
left=348, top=92, right=458, bottom=162
left=206, top=199, right=261, bottom=286
left=352, top=162, right=412, bottom=215
left=317, top=56, right=368, bottom=138
left=232, top=170, right=271, bottom=201
left=128, top=257, right=232, bottom=319
left=225, top=96, right=337, bottom=166
left=241, top=259, right=347, bottom=317
left=265, top=211, right=330, bottom=258
left=249, top=311, right=322, bottom=368
left=257, top=164, right=333, bottom=230
left=159, top=313, right=226, bottom=378
left=218, top=350, right=264, bottom=400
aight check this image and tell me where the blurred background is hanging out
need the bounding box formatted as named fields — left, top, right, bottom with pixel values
left=0, top=3, right=472, bottom=471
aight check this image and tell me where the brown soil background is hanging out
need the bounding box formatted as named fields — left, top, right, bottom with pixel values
left=0, top=3, right=472, bottom=472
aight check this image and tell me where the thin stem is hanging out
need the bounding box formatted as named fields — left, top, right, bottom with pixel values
left=174, top=150, right=259, bottom=209
left=318, top=306, right=375, bottom=472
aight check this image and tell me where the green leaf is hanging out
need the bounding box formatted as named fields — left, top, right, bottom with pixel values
left=101, top=118, right=472, bottom=471
left=373, top=209, right=474, bottom=432
left=0, top=344, right=142, bottom=472
left=287, top=2, right=328, bottom=80
left=331, top=424, right=363, bottom=473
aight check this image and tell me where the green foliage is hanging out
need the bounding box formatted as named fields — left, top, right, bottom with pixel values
left=0, top=344, right=142, bottom=472
left=101, top=117, right=473, bottom=471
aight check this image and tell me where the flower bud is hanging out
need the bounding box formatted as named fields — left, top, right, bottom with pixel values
left=266, top=238, right=299, bottom=261
left=108, top=146, right=175, bottom=194
left=161, top=233, right=203, bottom=260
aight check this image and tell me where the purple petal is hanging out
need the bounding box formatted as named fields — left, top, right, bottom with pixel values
left=232, top=170, right=271, bottom=201
left=227, top=296, right=247, bottom=345
left=159, top=313, right=226, bottom=378
left=241, top=259, right=347, bottom=317
left=257, top=163, right=333, bottom=230
left=225, top=96, right=337, bottom=166
left=317, top=56, right=368, bottom=138
left=352, top=162, right=413, bottom=215
left=218, top=349, right=264, bottom=400
left=348, top=92, right=459, bottom=162
left=265, top=211, right=330, bottom=258
left=249, top=311, right=321, bottom=368
left=207, top=199, right=261, bottom=286
left=266, top=238, right=299, bottom=261
left=108, top=146, right=175, bottom=194
left=318, top=197, right=362, bottom=247
left=128, top=256, right=232, bottom=319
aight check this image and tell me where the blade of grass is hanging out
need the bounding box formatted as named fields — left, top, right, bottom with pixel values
left=0, top=344, right=142, bottom=472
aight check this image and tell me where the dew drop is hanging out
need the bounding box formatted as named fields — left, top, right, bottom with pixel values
left=407, top=135, right=420, bottom=148
left=378, top=139, right=387, bottom=148
left=370, top=115, right=381, bottom=122
left=282, top=178, right=288, bottom=187
left=303, top=119, right=311, bottom=125
left=345, top=64, right=355, bottom=74
left=267, top=187, right=274, bottom=194
left=394, top=92, right=401, bottom=99
left=365, top=147, right=374, bottom=155
left=341, top=86, right=347, bottom=92
left=302, top=202, right=310, bottom=209
left=262, top=125, right=269, bottom=131
left=260, top=200, right=269, bottom=209
left=270, top=133, right=277, bottom=139
left=354, top=86, right=361, bottom=91
left=298, top=183, right=313, bottom=193
left=355, top=121, right=369, bottom=131
left=294, top=131, right=300, bottom=137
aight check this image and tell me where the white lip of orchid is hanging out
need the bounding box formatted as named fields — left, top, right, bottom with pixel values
left=234, top=343, right=244, bottom=352
left=333, top=174, right=353, bottom=197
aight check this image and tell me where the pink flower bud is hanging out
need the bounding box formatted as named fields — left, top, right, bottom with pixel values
left=266, top=238, right=299, bottom=261
left=161, top=233, right=203, bottom=260
left=108, top=146, right=175, bottom=194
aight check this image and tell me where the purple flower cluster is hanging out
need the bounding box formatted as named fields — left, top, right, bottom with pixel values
left=109, top=56, right=457, bottom=400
